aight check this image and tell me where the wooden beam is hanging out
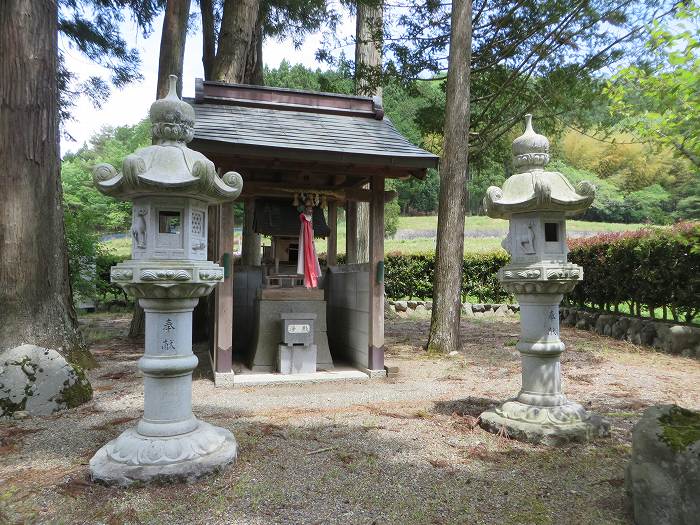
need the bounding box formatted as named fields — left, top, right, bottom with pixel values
left=239, top=181, right=396, bottom=203
left=215, top=204, right=234, bottom=373
left=368, top=177, right=385, bottom=371
left=327, top=202, right=337, bottom=266
left=346, top=200, right=358, bottom=264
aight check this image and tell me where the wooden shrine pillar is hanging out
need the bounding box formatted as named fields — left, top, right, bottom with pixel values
left=327, top=201, right=338, bottom=266
left=346, top=200, right=358, bottom=264
left=368, top=177, right=385, bottom=370
left=214, top=203, right=234, bottom=373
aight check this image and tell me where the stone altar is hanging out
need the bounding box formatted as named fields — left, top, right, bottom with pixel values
left=89, top=75, right=243, bottom=484
left=479, top=115, right=609, bottom=445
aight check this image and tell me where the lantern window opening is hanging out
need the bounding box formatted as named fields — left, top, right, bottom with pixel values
left=159, top=211, right=182, bottom=234
left=544, top=222, right=559, bottom=243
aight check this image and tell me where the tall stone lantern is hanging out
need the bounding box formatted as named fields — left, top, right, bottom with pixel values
left=89, top=76, right=243, bottom=484
left=479, top=115, right=609, bottom=445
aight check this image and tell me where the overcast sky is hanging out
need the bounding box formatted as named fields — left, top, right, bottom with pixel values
left=60, top=8, right=355, bottom=154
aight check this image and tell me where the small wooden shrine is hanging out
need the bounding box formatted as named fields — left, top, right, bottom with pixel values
left=187, top=79, right=438, bottom=384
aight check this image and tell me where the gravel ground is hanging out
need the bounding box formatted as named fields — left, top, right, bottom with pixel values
left=1, top=312, right=699, bottom=525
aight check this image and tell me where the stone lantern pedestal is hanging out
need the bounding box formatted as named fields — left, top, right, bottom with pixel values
left=89, top=76, right=243, bottom=484
left=478, top=115, right=609, bottom=445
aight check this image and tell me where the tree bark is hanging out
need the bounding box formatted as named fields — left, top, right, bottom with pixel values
left=211, top=0, right=261, bottom=84
left=129, top=304, right=145, bottom=338
left=0, top=0, right=93, bottom=367
left=240, top=198, right=261, bottom=266
left=156, top=0, right=192, bottom=99
left=244, top=15, right=264, bottom=85
left=201, top=0, right=216, bottom=80
left=354, top=0, right=383, bottom=263
left=355, top=1, right=383, bottom=98
left=427, top=0, right=472, bottom=354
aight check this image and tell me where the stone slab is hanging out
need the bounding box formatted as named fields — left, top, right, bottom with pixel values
left=278, top=344, right=317, bottom=374
left=232, top=368, right=370, bottom=386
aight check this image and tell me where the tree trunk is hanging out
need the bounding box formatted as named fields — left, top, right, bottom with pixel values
left=240, top=198, right=261, bottom=266
left=244, top=15, right=264, bottom=85
left=129, top=304, right=145, bottom=338
left=354, top=1, right=383, bottom=263
left=355, top=1, right=383, bottom=98
left=0, top=0, right=93, bottom=367
left=427, top=0, right=472, bottom=354
left=211, top=0, right=261, bottom=84
left=156, top=0, right=192, bottom=99
left=201, top=0, right=216, bottom=80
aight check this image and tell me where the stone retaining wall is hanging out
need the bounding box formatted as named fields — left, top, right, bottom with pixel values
left=387, top=300, right=519, bottom=318
left=385, top=301, right=700, bottom=359
left=560, top=307, right=700, bottom=359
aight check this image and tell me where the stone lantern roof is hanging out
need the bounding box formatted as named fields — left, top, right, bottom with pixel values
left=93, top=75, right=242, bottom=204
left=484, top=115, right=595, bottom=219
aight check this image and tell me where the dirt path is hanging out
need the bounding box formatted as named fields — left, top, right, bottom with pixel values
left=1, top=314, right=698, bottom=524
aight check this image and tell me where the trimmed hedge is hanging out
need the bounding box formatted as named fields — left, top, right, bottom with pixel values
left=380, top=223, right=699, bottom=324
left=383, top=252, right=510, bottom=303
left=567, top=222, right=700, bottom=323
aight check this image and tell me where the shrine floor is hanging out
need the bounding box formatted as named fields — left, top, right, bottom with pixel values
left=1, top=311, right=699, bottom=524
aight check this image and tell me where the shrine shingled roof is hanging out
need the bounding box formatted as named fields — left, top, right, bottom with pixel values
left=187, top=79, right=439, bottom=174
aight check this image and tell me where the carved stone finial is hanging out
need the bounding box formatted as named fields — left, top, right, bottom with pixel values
left=149, top=75, right=195, bottom=144
left=512, top=114, right=550, bottom=173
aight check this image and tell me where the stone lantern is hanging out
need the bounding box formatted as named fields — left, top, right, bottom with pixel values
left=89, top=76, right=243, bottom=484
left=479, top=115, right=609, bottom=445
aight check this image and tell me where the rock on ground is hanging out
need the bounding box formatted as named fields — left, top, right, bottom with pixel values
left=0, top=344, right=92, bottom=417
left=626, top=405, right=700, bottom=525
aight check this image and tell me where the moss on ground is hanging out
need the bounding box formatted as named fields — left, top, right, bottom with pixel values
left=659, top=405, right=700, bottom=452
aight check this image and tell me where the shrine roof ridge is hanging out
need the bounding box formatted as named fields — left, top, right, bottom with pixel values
left=194, top=78, right=384, bottom=119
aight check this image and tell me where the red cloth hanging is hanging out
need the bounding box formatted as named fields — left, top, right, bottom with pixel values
left=297, top=212, right=321, bottom=288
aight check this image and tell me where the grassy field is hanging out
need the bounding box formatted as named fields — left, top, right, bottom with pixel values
left=102, top=215, right=646, bottom=258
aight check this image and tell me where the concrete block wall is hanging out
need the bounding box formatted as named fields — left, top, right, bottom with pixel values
left=326, top=264, right=370, bottom=369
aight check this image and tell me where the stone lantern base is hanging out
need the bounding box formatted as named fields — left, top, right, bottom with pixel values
left=480, top=400, right=610, bottom=446
left=90, top=420, right=238, bottom=485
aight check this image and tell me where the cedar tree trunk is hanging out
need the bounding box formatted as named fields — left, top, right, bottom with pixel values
left=201, top=0, right=216, bottom=80
left=354, top=0, right=383, bottom=263
left=156, top=0, right=192, bottom=99
left=427, top=0, right=472, bottom=354
left=211, top=0, right=261, bottom=83
left=0, top=0, right=93, bottom=367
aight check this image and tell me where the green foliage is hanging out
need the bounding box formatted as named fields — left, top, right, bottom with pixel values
left=63, top=205, right=101, bottom=302
left=264, top=60, right=354, bottom=94
left=605, top=1, right=700, bottom=168
left=468, top=158, right=507, bottom=215
left=95, top=251, right=130, bottom=305
left=383, top=252, right=510, bottom=302
left=61, top=120, right=151, bottom=303
left=553, top=161, right=674, bottom=224
left=62, top=119, right=151, bottom=233
left=567, top=223, right=700, bottom=322
left=384, top=179, right=400, bottom=238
